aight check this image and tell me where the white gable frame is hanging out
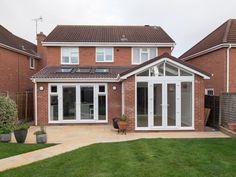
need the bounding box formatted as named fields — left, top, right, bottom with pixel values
left=120, top=57, right=210, bottom=80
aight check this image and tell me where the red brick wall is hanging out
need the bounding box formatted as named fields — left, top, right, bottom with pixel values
left=123, top=76, right=135, bottom=131
left=186, top=48, right=227, bottom=95
left=108, top=83, right=122, bottom=123
left=229, top=48, right=236, bottom=92
left=45, top=47, right=172, bottom=66
left=194, top=75, right=205, bottom=131
left=36, top=82, right=48, bottom=125
left=0, top=47, right=41, bottom=92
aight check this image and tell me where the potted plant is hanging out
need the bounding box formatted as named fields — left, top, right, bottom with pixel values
left=0, top=126, right=12, bottom=143
left=14, top=122, right=30, bottom=143
left=0, top=96, right=17, bottom=143
left=34, top=126, right=47, bottom=144
left=228, top=122, right=236, bottom=132
left=118, top=115, right=128, bottom=134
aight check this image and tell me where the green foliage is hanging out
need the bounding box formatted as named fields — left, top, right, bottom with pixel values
left=34, top=126, right=47, bottom=135
left=120, top=114, right=128, bottom=122
left=0, top=96, right=17, bottom=131
left=0, top=126, right=12, bottom=134
left=14, top=122, right=30, bottom=131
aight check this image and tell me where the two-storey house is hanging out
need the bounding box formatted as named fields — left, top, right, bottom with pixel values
left=33, top=25, right=210, bottom=131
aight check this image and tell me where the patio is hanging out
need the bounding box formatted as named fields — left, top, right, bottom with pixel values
left=0, top=125, right=229, bottom=172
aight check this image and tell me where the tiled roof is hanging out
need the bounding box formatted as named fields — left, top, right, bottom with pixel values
left=180, top=19, right=236, bottom=60
left=0, top=25, right=38, bottom=57
left=120, top=53, right=211, bottom=78
left=44, top=25, right=175, bottom=43
left=32, top=66, right=133, bottom=79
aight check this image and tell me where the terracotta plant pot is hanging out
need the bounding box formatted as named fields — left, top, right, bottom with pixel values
left=118, top=121, right=128, bottom=130
left=228, top=122, right=236, bottom=132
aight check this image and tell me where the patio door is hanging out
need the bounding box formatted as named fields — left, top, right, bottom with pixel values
left=151, top=81, right=180, bottom=129
left=80, top=86, right=94, bottom=120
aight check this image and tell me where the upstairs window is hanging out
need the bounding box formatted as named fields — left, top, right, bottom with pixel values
left=96, top=48, right=114, bottom=62
left=205, top=88, right=214, bottom=96
left=132, top=48, right=157, bottom=64
left=61, top=47, right=79, bottom=64
left=29, top=57, right=35, bottom=69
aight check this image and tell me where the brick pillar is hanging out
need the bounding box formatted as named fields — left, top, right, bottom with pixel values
left=123, top=76, right=135, bottom=131
left=37, top=82, right=48, bottom=125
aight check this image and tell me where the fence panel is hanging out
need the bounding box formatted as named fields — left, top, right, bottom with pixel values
left=220, top=93, right=236, bottom=128
left=0, top=91, right=34, bottom=122
left=205, top=95, right=220, bottom=129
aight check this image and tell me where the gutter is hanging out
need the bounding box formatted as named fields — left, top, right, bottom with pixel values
left=32, top=79, right=38, bottom=126
left=226, top=44, right=232, bottom=92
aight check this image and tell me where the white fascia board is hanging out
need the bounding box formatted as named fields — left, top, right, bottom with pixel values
left=120, top=57, right=210, bottom=79
left=0, top=43, right=40, bottom=59
left=182, top=43, right=236, bottom=61
left=42, top=42, right=175, bottom=47
left=31, top=77, right=120, bottom=83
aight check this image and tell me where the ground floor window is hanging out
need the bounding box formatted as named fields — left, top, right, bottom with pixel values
left=136, top=79, right=194, bottom=130
left=49, top=83, right=107, bottom=123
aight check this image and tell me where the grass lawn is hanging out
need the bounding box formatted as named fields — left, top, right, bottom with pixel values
left=0, top=143, right=53, bottom=159
left=0, top=138, right=236, bottom=177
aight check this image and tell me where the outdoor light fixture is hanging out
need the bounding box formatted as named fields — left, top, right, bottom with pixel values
left=112, top=86, right=117, bottom=90
left=39, top=86, right=44, bottom=91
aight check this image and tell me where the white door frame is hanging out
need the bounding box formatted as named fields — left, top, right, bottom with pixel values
left=135, top=76, right=194, bottom=130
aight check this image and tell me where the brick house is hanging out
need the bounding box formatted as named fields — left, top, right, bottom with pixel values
left=0, top=25, right=45, bottom=93
left=180, top=19, right=236, bottom=96
left=32, top=25, right=210, bottom=131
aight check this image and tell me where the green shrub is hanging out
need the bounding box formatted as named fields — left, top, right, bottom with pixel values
left=0, top=96, right=17, bottom=131
left=0, top=126, right=12, bottom=134
left=14, top=122, right=30, bottom=131
left=120, top=115, right=128, bottom=122
left=34, top=126, right=46, bottom=135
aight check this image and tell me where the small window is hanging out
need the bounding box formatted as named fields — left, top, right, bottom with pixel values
left=51, top=86, right=57, bottom=93
left=61, top=47, right=79, bottom=64
left=132, top=48, right=157, bottom=64
left=165, top=63, right=178, bottom=76
left=30, top=57, right=35, bottom=69
left=95, top=68, right=109, bottom=73
left=96, top=48, right=113, bottom=62
left=99, top=85, right=105, bottom=93
left=205, top=88, right=214, bottom=96
left=76, top=68, right=91, bottom=73
left=180, top=69, right=192, bottom=76
left=59, top=68, right=72, bottom=73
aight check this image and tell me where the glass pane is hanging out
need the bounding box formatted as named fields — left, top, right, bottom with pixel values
left=63, top=87, right=76, bottom=120
left=71, top=56, right=78, bottom=64
left=167, top=84, right=176, bottom=126
left=180, top=69, right=192, bottom=76
left=181, top=82, right=192, bottom=127
left=99, top=85, right=105, bottom=93
left=81, top=87, right=94, bottom=120
left=51, top=86, right=57, bottom=93
left=141, top=53, right=148, bottom=63
left=98, top=95, right=106, bottom=120
left=150, top=48, right=156, bottom=59
left=137, top=82, right=148, bottom=127
left=96, top=54, right=104, bottom=61
left=50, top=95, right=58, bottom=121
left=133, top=48, right=140, bottom=63
left=150, top=62, right=164, bottom=76
left=105, top=54, right=112, bottom=61
left=154, top=84, right=162, bottom=126
left=137, top=70, right=149, bottom=76
left=62, top=56, right=69, bottom=63
left=165, top=63, right=178, bottom=76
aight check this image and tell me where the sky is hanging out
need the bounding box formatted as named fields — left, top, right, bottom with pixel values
left=1, top=0, right=236, bottom=57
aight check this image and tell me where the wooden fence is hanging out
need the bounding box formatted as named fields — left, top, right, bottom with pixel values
left=0, top=91, right=34, bottom=121
left=205, top=95, right=220, bottom=129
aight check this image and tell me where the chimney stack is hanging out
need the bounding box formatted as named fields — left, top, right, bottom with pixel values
left=37, top=32, right=47, bottom=66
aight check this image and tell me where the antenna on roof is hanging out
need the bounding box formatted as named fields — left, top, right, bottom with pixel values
left=32, top=16, right=43, bottom=40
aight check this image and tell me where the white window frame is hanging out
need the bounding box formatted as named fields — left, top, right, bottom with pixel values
left=29, top=57, right=35, bottom=69
left=132, top=47, right=158, bottom=65
left=205, top=88, right=214, bottom=96
left=48, top=83, right=108, bottom=124
left=61, top=47, right=79, bottom=65
left=96, top=47, right=114, bottom=62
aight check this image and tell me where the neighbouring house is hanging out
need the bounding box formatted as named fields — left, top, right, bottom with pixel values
left=32, top=25, right=210, bottom=131
left=180, top=19, right=236, bottom=96
left=0, top=25, right=45, bottom=93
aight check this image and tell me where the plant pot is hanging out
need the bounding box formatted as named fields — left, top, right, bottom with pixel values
left=0, top=133, right=11, bottom=143
left=118, top=121, right=128, bottom=130
left=228, top=122, right=236, bottom=132
left=14, top=129, right=28, bottom=143
left=36, top=134, right=47, bottom=144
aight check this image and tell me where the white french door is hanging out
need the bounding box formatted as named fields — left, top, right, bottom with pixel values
left=149, top=81, right=180, bottom=129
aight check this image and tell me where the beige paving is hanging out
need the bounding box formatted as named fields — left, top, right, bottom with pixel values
left=0, top=125, right=229, bottom=172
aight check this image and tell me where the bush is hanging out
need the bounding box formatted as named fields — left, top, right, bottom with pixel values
left=34, top=126, right=46, bottom=135
left=14, top=122, right=30, bottom=131
left=0, top=126, right=12, bottom=134
left=120, top=115, right=128, bottom=122
left=0, top=96, right=17, bottom=131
